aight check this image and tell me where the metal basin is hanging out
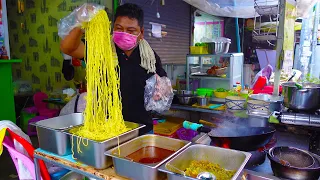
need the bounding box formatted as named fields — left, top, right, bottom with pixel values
left=105, top=134, right=190, bottom=180
left=67, top=121, right=145, bottom=169
left=282, top=82, right=320, bottom=111
left=32, top=113, right=84, bottom=155
left=207, top=41, right=231, bottom=54
left=158, top=144, right=251, bottom=180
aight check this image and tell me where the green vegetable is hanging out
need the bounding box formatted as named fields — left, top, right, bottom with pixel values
left=216, top=88, right=227, bottom=92
left=195, top=43, right=207, bottom=47
left=305, top=74, right=320, bottom=84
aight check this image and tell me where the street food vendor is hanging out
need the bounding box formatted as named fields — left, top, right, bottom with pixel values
left=60, top=3, right=168, bottom=135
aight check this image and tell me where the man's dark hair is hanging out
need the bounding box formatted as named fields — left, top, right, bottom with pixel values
left=115, top=3, right=144, bottom=27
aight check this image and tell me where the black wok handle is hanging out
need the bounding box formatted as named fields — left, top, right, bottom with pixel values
left=183, top=121, right=211, bottom=133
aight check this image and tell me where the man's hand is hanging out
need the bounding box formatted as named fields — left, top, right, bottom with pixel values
left=58, top=3, right=104, bottom=39
left=76, top=3, right=102, bottom=23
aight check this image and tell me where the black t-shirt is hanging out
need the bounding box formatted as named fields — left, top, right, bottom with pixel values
left=116, top=45, right=166, bottom=134
left=79, top=42, right=167, bottom=134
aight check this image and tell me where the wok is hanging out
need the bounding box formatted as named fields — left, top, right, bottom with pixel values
left=183, top=121, right=276, bottom=151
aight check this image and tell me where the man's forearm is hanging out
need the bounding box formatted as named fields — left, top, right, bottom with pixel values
left=60, top=27, right=84, bottom=58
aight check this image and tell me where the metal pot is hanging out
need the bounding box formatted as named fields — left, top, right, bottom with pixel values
left=282, top=82, right=320, bottom=111
left=197, top=96, right=210, bottom=106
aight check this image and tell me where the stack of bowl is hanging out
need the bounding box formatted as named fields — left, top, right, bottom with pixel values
left=176, top=90, right=195, bottom=105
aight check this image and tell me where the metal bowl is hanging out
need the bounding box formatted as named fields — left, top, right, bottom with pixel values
left=207, top=41, right=231, bottom=54
left=177, top=95, right=195, bottom=105
left=268, top=146, right=320, bottom=180
left=177, top=90, right=194, bottom=96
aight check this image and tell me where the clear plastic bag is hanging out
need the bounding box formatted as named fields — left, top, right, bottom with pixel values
left=144, top=75, right=174, bottom=113
left=57, top=3, right=105, bottom=38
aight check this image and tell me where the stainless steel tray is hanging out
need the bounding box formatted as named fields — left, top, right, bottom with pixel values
left=158, top=144, right=251, bottom=180
left=31, top=113, right=84, bottom=156
left=105, top=134, right=191, bottom=180
left=67, top=121, right=145, bottom=169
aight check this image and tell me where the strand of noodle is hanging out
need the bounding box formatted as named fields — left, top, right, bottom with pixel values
left=71, top=136, right=77, bottom=159
left=71, top=9, right=127, bottom=141
left=70, top=10, right=156, bottom=158
left=77, top=137, right=82, bottom=154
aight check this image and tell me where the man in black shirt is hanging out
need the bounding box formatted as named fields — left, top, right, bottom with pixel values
left=60, top=3, right=167, bottom=134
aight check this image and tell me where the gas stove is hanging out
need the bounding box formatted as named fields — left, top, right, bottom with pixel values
left=277, top=109, right=320, bottom=156
left=278, top=109, right=320, bottom=127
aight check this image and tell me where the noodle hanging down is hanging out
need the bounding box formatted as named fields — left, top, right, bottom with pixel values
left=70, top=10, right=128, bottom=142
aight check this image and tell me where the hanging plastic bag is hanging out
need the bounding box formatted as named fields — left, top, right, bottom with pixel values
left=57, top=3, right=105, bottom=38
left=251, top=64, right=273, bottom=89
left=144, top=75, right=174, bottom=113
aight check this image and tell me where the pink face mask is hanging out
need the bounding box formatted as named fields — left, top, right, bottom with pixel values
left=113, top=31, right=140, bottom=51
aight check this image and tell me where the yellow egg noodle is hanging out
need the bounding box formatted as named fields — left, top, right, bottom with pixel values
left=70, top=10, right=128, bottom=155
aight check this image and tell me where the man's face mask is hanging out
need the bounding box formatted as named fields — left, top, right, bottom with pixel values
left=113, top=31, right=140, bottom=51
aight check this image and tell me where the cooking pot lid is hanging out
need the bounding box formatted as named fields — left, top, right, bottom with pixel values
left=282, top=82, right=320, bottom=88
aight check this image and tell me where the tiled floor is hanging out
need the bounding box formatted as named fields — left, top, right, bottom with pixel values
left=0, top=136, right=39, bottom=180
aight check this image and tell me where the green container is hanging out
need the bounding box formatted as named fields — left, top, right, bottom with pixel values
left=20, top=111, right=36, bottom=132
left=196, top=88, right=213, bottom=97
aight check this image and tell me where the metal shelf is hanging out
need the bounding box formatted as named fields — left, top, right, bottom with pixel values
left=186, top=53, right=244, bottom=91
left=189, top=75, right=230, bottom=80
left=170, top=104, right=223, bottom=115
left=187, top=53, right=243, bottom=58
left=254, top=5, right=279, bottom=16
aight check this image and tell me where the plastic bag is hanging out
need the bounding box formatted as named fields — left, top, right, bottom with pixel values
left=144, top=75, right=174, bottom=113
left=183, top=0, right=257, bottom=18
left=251, top=64, right=273, bottom=88
left=57, top=3, right=105, bottom=38
left=0, top=120, right=32, bottom=179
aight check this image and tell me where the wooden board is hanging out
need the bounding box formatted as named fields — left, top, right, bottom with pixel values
left=35, top=151, right=128, bottom=180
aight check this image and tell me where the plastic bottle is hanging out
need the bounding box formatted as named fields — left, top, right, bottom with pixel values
left=236, top=82, right=242, bottom=92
